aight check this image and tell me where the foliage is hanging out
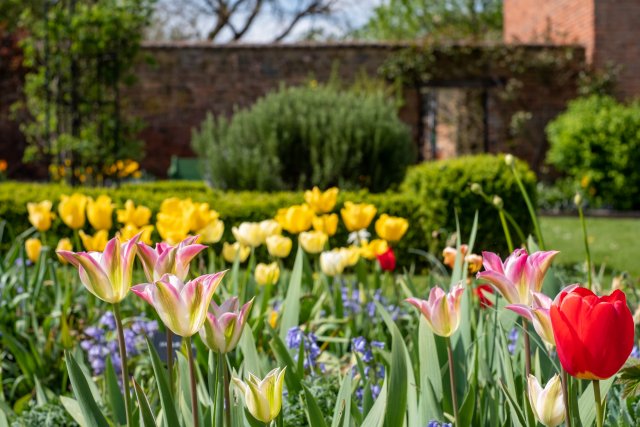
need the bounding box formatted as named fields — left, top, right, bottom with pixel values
left=192, top=83, right=415, bottom=192
left=13, top=0, right=153, bottom=185
left=546, top=95, right=640, bottom=210
left=400, top=154, right=536, bottom=254
left=9, top=401, right=79, bottom=427
left=356, top=0, right=503, bottom=42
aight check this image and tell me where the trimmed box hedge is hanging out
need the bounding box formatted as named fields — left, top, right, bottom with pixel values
left=0, top=155, right=536, bottom=268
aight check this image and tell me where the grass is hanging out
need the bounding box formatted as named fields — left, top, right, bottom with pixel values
left=540, top=215, right=640, bottom=278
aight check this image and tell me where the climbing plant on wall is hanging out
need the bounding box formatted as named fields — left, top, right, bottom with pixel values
left=13, top=0, right=153, bottom=185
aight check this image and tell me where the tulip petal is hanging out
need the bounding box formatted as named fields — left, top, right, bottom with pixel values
left=476, top=270, right=521, bottom=304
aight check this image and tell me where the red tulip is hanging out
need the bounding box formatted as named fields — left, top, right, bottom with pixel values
left=376, top=247, right=396, bottom=272
left=550, top=286, right=634, bottom=380
left=474, top=284, right=495, bottom=308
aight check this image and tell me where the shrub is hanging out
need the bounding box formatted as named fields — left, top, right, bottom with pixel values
left=546, top=95, right=640, bottom=210
left=400, top=154, right=536, bottom=254
left=192, top=84, right=415, bottom=192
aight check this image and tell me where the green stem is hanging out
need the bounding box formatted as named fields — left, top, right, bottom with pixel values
left=166, top=328, right=173, bottom=395
left=511, top=165, right=545, bottom=249
left=73, top=229, right=82, bottom=252
left=185, top=336, right=199, bottom=427
left=578, top=205, right=593, bottom=290
left=445, top=337, right=460, bottom=426
left=561, top=369, right=571, bottom=427
left=593, top=380, right=603, bottom=427
left=498, top=210, right=514, bottom=252
left=223, top=354, right=231, bottom=427
left=522, top=319, right=531, bottom=378
left=113, top=303, right=132, bottom=427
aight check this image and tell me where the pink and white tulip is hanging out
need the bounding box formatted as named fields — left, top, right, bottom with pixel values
left=199, top=297, right=253, bottom=353
left=406, top=284, right=465, bottom=337
left=476, top=249, right=558, bottom=305
left=57, top=234, right=140, bottom=304
left=507, top=292, right=555, bottom=350
left=131, top=271, right=226, bottom=337
left=137, top=236, right=207, bottom=282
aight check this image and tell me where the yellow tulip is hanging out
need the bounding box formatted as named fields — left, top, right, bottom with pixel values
left=359, top=239, right=388, bottom=260
left=255, top=262, right=280, bottom=286
left=56, top=238, right=73, bottom=263
left=259, top=219, right=281, bottom=238
left=232, top=368, right=287, bottom=423
left=341, top=202, right=377, bottom=232
left=232, top=222, right=264, bottom=248
left=156, top=212, right=190, bottom=245
left=339, top=246, right=360, bottom=267
left=374, top=214, right=409, bottom=242
left=304, top=186, right=339, bottom=214
left=222, top=242, right=251, bottom=263
left=58, top=193, right=87, bottom=230
left=265, top=235, right=292, bottom=258
left=312, top=213, right=338, bottom=236
left=79, top=230, right=109, bottom=252
left=298, top=231, right=328, bottom=254
left=159, top=197, right=187, bottom=216
left=27, top=200, right=54, bottom=232
left=275, top=204, right=314, bottom=234
left=116, top=200, right=151, bottom=227
left=188, top=202, right=219, bottom=232
left=268, top=310, right=278, bottom=329
left=197, top=218, right=225, bottom=244
left=25, top=238, right=42, bottom=263
left=120, top=224, right=154, bottom=245
left=87, top=195, right=114, bottom=230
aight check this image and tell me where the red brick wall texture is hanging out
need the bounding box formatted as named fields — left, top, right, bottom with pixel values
left=504, top=0, right=640, bottom=100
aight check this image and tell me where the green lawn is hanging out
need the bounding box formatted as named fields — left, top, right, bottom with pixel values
left=540, top=216, right=640, bottom=278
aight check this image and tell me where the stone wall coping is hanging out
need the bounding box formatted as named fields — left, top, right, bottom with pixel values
left=141, top=40, right=584, bottom=51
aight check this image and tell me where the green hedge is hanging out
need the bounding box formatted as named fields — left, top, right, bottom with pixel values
left=0, top=154, right=537, bottom=268
left=400, top=154, right=536, bottom=253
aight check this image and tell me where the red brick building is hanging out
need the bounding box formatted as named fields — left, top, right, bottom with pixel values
left=504, top=0, right=640, bottom=99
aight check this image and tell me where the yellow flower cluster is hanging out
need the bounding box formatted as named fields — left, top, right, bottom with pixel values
left=24, top=186, right=410, bottom=270
left=156, top=198, right=224, bottom=245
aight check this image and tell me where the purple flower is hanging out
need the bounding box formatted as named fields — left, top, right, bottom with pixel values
left=508, top=327, right=519, bottom=355
left=286, top=327, right=322, bottom=371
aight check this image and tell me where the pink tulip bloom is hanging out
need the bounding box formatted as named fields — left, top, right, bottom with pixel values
left=137, top=236, right=207, bottom=282
left=131, top=271, right=226, bottom=337
left=200, top=297, right=254, bottom=353
left=476, top=249, right=559, bottom=305
left=406, top=284, right=465, bottom=337
left=507, top=292, right=555, bottom=350
left=57, top=234, right=140, bottom=304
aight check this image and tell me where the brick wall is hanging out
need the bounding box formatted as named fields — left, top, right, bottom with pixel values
left=1, top=41, right=583, bottom=178
left=128, top=42, right=420, bottom=176
left=504, top=0, right=640, bottom=99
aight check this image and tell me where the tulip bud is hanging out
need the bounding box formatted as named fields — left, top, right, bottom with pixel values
left=222, top=242, right=251, bottom=263
left=255, top=262, right=280, bottom=286
left=200, top=297, right=253, bottom=353
left=25, top=238, right=42, bottom=263
left=340, top=202, right=377, bottom=232
left=304, top=187, right=339, bottom=214
left=470, top=183, right=483, bottom=194
left=320, top=249, right=346, bottom=276
left=58, top=193, right=87, bottom=230
left=505, top=154, right=515, bottom=167
left=27, top=200, right=54, bottom=232
left=527, top=375, right=565, bottom=427
left=232, top=368, right=286, bottom=423
left=266, top=235, right=292, bottom=258
left=492, top=195, right=504, bottom=209
left=299, top=231, right=328, bottom=254
left=374, top=214, right=409, bottom=242
left=406, top=284, right=465, bottom=337
left=56, top=238, right=73, bottom=263
left=573, top=193, right=583, bottom=207
left=232, top=222, right=265, bottom=248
